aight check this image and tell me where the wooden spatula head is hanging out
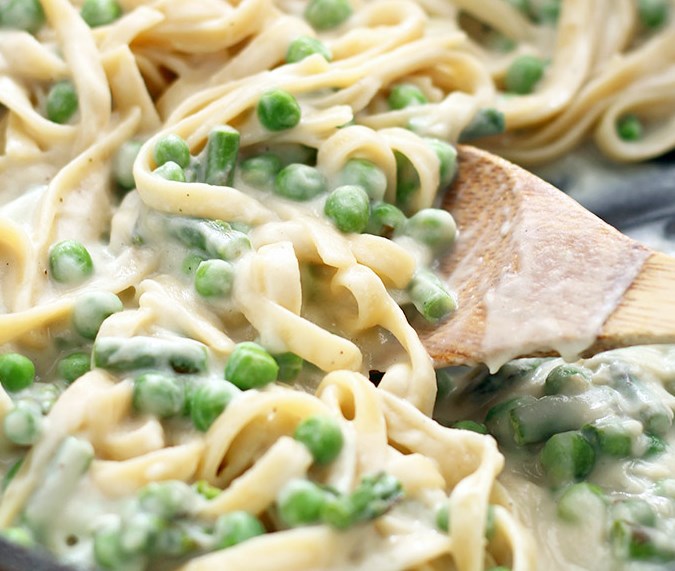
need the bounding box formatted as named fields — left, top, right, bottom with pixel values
left=416, top=146, right=675, bottom=370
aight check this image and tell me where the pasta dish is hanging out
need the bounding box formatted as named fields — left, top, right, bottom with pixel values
left=0, top=0, right=673, bottom=570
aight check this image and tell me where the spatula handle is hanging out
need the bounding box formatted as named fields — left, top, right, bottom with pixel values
left=592, top=251, right=675, bottom=353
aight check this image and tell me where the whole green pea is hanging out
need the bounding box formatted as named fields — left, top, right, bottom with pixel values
left=388, top=84, right=428, bottom=110
left=0, top=353, right=35, bottom=392
left=274, top=164, right=327, bottom=201
left=132, top=372, right=185, bottom=418
left=504, top=55, right=546, bottom=95
left=153, top=161, right=186, bottom=182
left=48, top=240, right=94, bottom=284
left=324, top=185, right=370, bottom=234
left=294, top=415, right=344, bottom=465
left=154, top=134, right=191, bottom=169
left=46, top=80, right=78, bottom=124
left=225, top=342, right=279, bottom=390
left=81, top=0, right=122, bottom=27
left=277, top=479, right=328, bottom=527
left=286, top=36, right=332, bottom=63
left=190, top=380, right=239, bottom=432
left=194, top=259, right=235, bottom=298
left=0, top=0, right=45, bottom=34
left=304, top=0, right=352, bottom=30
left=240, top=153, right=283, bottom=189
left=57, top=352, right=91, bottom=383
left=213, top=511, right=265, bottom=549
left=403, top=208, right=457, bottom=250
left=72, top=290, right=124, bottom=340
left=257, top=90, right=301, bottom=132
left=338, top=158, right=387, bottom=201
left=3, top=401, right=43, bottom=446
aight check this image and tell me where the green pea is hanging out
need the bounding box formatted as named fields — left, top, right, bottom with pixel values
left=46, top=80, right=78, bottom=124
left=452, top=420, right=488, bottom=434
left=459, top=108, right=505, bottom=142
left=504, top=55, right=546, bottom=95
left=48, top=239, right=93, bottom=284
left=240, top=153, right=283, bottom=189
left=286, top=35, right=332, bottom=63
left=274, top=163, right=327, bottom=201
left=133, top=372, right=184, bottom=418
left=304, top=0, right=352, bottom=30
left=425, top=138, right=457, bottom=189
left=388, top=84, right=428, bottom=110
left=544, top=365, right=591, bottom=396
left=153, top=161, right=186, bottom=182
left=72, top=290, right=123, bottom=340
left=80, top=0, right=122, bottom=27
left=112, top=140, right=142, bottom=191
left=403, top=208, right=457, bottom=250
left=194, top=259, right=235, bottom=298
left=407, top=269, right=457, bottom=322
left=273, top=352, right=303, bottom=382
left=194, top=480, right=221, bottom=500
left=0, top=353, right=35, bottom=392
left=257, top=90, right=301, bottom=132
left=338, top=158, right=387, bottom=201
left=324, top=185, right=370, bottom=234
left=539, top=431, right=595, bottom=489
left=225, top=342, right=278, bottom=390
left=321, top=495, right=354, bottom=530
left=154, top=134, right=191, bottom=169
left=616, top=114, right=643, bottom=142
left=213, top=511, right=265, bottom=549
left=277, top=479, right=328, bottom=527
left=0, top=526, right=35, bottom=548
left=637, top=0, right=669, bottom=28
left=0, top=0, right=45, bottom=34
left=366, top=202, right=406, bottom=237
left=57, top=351, right=90, bottom=383
left=138, top=480, right=193, bottom=519
left=436, top=504, right=450, bottom=532
left=294, top=415, right=344, bottom=465
left=190, top=380, right=239, bottom=432
left=3, top=401, right=43, bottom=446
left=556, top=482, right=606, bottom=523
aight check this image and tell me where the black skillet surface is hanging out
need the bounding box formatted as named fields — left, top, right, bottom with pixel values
left=1, top=152, right=673, bottom=571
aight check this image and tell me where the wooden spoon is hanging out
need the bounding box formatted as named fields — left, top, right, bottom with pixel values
left=415, top=145, right=675, bottom=370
